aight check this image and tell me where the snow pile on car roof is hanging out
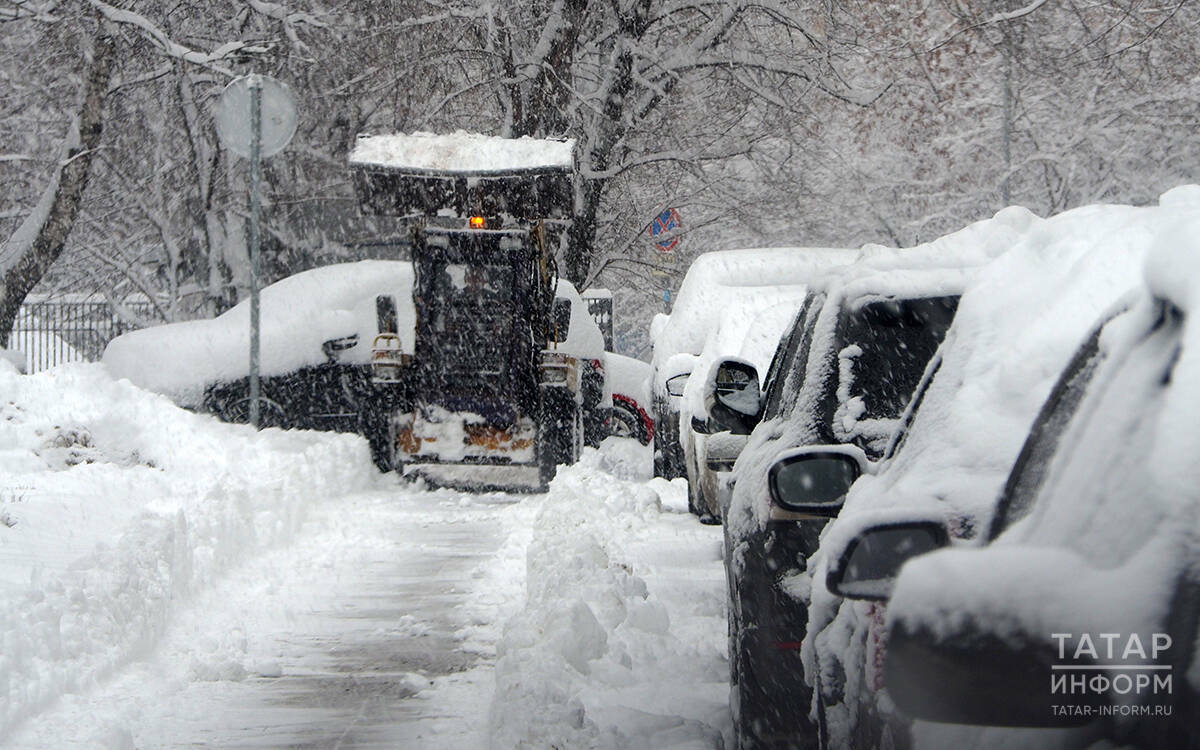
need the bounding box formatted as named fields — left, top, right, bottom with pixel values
left=102, top=260, right=415, bottom=405
left=349, top=131, right=575, bottom=174
left=651, top=247, right=863, bottom=379
left=0, top=361, right=378, bottom=738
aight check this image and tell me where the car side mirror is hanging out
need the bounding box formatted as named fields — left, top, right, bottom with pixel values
left=888, top=609, right=1106, bottom=727
left=767, top=444, right=867, bottom=517
left=322, top=334, right=359, bottom=363
left=707, top=358, right=761, bottom=434
left=665, top=372, right=690, bottom=397
left=826, top=520, right=949, bottom=601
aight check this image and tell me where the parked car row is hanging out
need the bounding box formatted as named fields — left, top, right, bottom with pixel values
left=680, top=188, right=1200, bottom=750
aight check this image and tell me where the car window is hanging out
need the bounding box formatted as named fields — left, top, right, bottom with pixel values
left=764, top=293, right=824, bottom=420
left=985, top=324, right=1108, bottom=540
left=830, top=295, right=959, bottom=457
left=986, top=301, right=1175, bottom=543
left=760, top=297, right=810, bottom=404
left=881, top=351, right=944, bottom=461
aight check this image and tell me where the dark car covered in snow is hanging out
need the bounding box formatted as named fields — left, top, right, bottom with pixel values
left=714, top=210, right=1029, bottom=749
left=877, top=190, right=1200, bottom=750
left=797, top=200, right=1150, bottom=750
left=102, top=260, right=417, bottom=457
left=102, top=258, right=610, bottom=474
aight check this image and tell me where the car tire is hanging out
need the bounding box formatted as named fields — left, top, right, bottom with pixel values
left=220, top=394, right=290, bottom=429
left=610, top=400, right=649, bottom=445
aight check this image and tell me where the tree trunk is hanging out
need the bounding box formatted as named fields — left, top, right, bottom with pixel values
left=0, top=31, right=116, bottom=347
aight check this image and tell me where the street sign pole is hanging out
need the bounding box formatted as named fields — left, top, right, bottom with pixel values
left=248, top=75, right=263, bottom=428
left=214, top=73, right=296, bottom=430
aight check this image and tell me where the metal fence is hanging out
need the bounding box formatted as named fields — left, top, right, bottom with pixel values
left=8, top=301, right=156, bottom=373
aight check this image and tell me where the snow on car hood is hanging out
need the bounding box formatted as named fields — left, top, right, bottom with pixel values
left=103, top=261, right=417, bottom=405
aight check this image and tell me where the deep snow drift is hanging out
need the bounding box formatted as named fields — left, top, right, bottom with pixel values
left=0, top=358, right=380, bottom=741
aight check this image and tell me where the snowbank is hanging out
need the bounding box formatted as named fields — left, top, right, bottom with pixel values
left=0, top=363, right=379, bottom=741
left=349, top=131, right=575, bottom=174
left=102, top=261, right=416, bottom=405
left=490, top=441, right=729, bottom=749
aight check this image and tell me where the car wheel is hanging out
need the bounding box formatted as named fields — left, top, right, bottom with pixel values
left=610, top=400, right=649, bottom=444
left=220, top=395, right=290, bottom=429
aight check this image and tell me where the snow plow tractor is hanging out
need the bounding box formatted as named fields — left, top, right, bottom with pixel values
left=350, top=132, right=592, bottom=491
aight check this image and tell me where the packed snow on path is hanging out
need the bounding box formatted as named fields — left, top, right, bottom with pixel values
left=1, top=360, right=729, bottom=749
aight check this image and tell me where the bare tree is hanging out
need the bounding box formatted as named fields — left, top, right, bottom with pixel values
left=0, top=26, right=114, bottom=346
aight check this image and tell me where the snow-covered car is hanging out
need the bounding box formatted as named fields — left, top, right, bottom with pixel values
left=650, top=350, right=696, bottom=479
left=798, top=198, right=1155, bottom=749
left=684, top=295, right=812, bottom=522
left=719, top=211, right=1028, bottom=749
left=604, top=351, right=654, bottom=445
left=648, top=247, right=863, bottom=483
left=877, top=190, right=1200, bottom=749
left=103, top=260, right=417, bottom=459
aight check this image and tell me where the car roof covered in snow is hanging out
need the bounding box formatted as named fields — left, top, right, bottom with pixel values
left=650, top=247, right=863, bottom=378
left=103, top=261, right=417, bottom=405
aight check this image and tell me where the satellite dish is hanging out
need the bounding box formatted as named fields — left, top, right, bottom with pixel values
left=214, top=75, right=298, bottom=158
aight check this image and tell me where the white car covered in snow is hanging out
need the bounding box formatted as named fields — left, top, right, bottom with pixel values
left=648, top=247, right=863, bottom=485
left=797, top=197, right=1159, bottom=749
left=876, top=190, right=1200, bottom=748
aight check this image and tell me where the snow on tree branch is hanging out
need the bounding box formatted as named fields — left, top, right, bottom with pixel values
left=86, top=0, right=266, bottom=76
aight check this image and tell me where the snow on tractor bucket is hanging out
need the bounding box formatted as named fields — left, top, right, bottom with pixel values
left=349, top=132, right=574, bottom=220
left=349, top=132, right=584, bottom=493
